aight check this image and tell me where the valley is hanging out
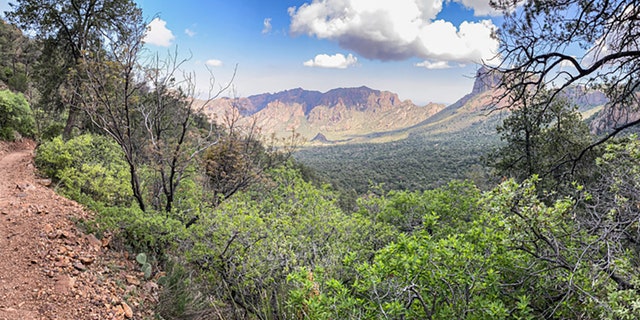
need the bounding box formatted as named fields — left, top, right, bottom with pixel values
left=200, top=67, right=606, bottom=193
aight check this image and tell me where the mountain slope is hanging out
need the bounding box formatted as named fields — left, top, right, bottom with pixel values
left=0, top=140, right=159, bottom=319
left=202, top=86, right=445, bottom=143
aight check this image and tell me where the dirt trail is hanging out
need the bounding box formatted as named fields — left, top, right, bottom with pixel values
left=0, top=141, right=158, bottom=319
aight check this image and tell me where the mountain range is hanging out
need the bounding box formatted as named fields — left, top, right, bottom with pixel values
left=201, top=86, right=446, bottom=144
left=200, top=67, right=610, bottom=145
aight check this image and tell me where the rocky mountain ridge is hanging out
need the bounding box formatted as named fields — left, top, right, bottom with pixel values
left=200, top=67, right=611, bottom=145
left=202, top=86, right=445, bottom=143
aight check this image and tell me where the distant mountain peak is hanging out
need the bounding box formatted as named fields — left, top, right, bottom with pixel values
left=244, top=86, right=399, bottom=115
left=471, top=67, right=501, bottom=95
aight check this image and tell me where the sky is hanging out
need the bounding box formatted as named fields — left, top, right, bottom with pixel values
left=1, top=0, right=505, bottom=105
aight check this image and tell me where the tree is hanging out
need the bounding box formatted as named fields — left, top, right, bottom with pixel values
left=6, top=0, right=142, bottom=138
left=0, top=19, right=38, bottom=94
left=202, top=109, right=299, bottom=206
left=490, top=92, right=594, bottom=190
left=77, top=14, right=233, bottom=213
left=491, top=0, right=640, bottom=160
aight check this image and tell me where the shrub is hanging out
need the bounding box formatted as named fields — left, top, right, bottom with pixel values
left=0, top=89, right=34, bottom=140
left=35, top=134, right=133, bottom=205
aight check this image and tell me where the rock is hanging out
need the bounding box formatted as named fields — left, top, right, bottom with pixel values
left=54, top=275, right=75, bottom=294
left=101, top=236, right=111, bottom=247
left=113, top=304, right=125, bottom=320
left=79, top=256, right=94, bottom=265
left=85, top=234, right=102, bottom=251
left=36, top=178, right=52, bottom=187
left=15, top=183, right=35, bottom=191
left=73, top=262, right=87, bottom=272
left=122, top=302, right=133, bottom=318
left=44, top=224, right=55, bottom=238
left=125, top=275, right=140, bottom=286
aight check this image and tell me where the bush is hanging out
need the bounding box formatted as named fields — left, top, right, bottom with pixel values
left=0, top=89, right=34, bottom=140
left=35, top=134, right=133, bottom=205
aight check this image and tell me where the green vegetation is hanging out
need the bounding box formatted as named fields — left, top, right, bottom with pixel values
left=0, top=89, right=34, bottom=139
left=6, top=0, right=640, bottom=318
left=295, top=122, right=500, bottom=194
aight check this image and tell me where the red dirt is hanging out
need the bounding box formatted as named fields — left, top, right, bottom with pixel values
left=0, top=140, right=159, bottom=320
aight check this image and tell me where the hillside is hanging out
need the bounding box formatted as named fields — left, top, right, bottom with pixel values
left=201, top=86, right=445, bottom=143
left=294, top=67, right=609, bottom=193
left=0, top=141, right=158, bottom=319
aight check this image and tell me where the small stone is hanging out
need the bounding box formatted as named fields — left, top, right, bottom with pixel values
left=122, top=302, right=133, bottom=319
left=44, top=224, right=55, bottom=237
left=54, top=275, right=75, bottom=294
left=79, top=256, right=94, bottom=265
left=85, top=234, right=102, bottom=250
left=125, top=275, right=140, bottom=286
left=73, top=262, right=87, bottom=272
left=114, top=305, right=125, bottom=320
left=101, top=236, right=111, bottom=247
left=36, top=178, right=52, bottom=187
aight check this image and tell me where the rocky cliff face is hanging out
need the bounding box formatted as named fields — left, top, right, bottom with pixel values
left=242, top=86, right=398, bottom=115
left=471, top=67, right=501, bottom=96
left=201, top=86, right=445, bottom=143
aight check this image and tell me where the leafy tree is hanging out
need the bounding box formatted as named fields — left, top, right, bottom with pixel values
left=6, top=0, right=142, bottom=138
left=0, top=89, right=34, bottom=139
left=490, top=93, right=595, bottom=190
left=186, top=167, right=376, bottom=319
left=202, top=112, right=298, bottom=207
left=492, top=0, right=640, bottom=157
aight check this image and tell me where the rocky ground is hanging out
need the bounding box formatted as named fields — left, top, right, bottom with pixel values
left=0, top=140, right=159, bottom=319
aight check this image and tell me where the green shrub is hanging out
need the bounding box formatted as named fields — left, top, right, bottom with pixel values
left=0, top=89, right=34, bottom=140
left=90, top=203, right=186, bottom=256
left=35, top=134, right=133, bottom=205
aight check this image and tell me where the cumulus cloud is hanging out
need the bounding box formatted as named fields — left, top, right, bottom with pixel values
left=262, top=18, right=273, bottom=34
left=415, top=60, right=452, bottom=69
left=289, top=0, right=499, bottom=64
left=185, top=28, right=196, bottom=37
left=206, top=59, right=223, bottom=67
left=303, top=53, right=358, bottom=69
left=455, top=0, right=501, bottom=16
left=144, top=18, right=175, bottom=47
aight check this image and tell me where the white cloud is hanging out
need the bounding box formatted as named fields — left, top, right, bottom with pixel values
left=185, top=28, right=196, bottom=37
left=415, top=60, right=452, bottom=69
left=303, top=53, right=358, bottom=69
left=454, top=0, right=500, bottom=16
left=206, top=59, right=223, bottom=67
left=144, top=18, right=175, bottom=47
left=289, top=0, right=499, bottom=64
left=262, top=18, right=273, bottom=34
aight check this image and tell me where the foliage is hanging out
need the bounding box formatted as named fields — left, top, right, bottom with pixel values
left=185, top=167, right=379, bottom=319
left=0, top=89, right=34, bottom=139
left=491, top=94, right=596, bottom=191
left=287, top=168, right=640, bottom=319
left=35, top=134, right=132, bottom=205
left=6, top=0, right=144, bottom=138
left=202, top=117, right=295, bottom=206
left=287, top=179, right=519, bottom=319
left=296, top=128, right=500, bottom=194
left=492, top=0, right=640, bottom=154
left=136, top=253, right=152, bottom=280
left=0, top=20, right=37, bottom=94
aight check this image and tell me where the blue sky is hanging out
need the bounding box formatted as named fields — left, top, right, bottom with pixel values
left=1, top=0, right=504, bottom=104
